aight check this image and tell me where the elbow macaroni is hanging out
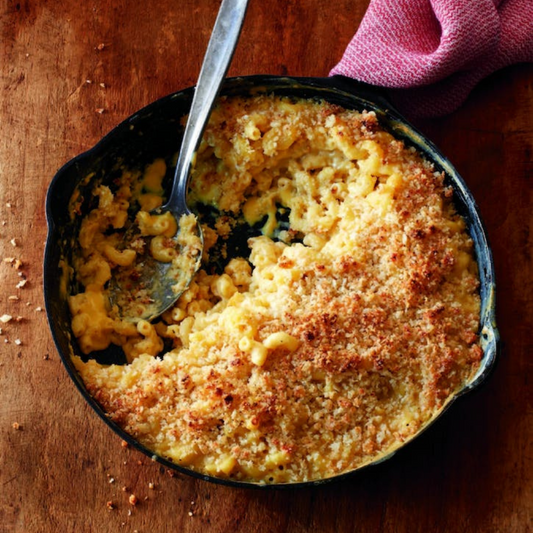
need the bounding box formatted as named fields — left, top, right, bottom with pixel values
left=136, top=211, right=178, bottom=237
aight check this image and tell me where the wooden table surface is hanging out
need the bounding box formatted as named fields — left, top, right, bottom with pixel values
left=1, top=1, right=531, bottom=531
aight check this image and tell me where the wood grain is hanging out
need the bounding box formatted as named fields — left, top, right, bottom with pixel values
left=0, top=1, right=531, bottom=531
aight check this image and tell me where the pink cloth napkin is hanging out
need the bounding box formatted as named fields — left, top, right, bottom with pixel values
left=330, top=0, right=533, bottom=119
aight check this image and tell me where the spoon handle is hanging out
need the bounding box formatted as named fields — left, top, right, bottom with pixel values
left=167, top=0, right=250, bottom=213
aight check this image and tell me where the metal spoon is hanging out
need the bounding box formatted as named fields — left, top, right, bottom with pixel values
left=110, top=0, right=249, bottom=321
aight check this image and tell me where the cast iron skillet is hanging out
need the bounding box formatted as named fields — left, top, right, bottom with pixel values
left=44, top=75, right=499, bottom=488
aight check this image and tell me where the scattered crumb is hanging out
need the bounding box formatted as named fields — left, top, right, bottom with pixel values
left=4, top=339, right=9, bottom=344
left=99, top=82, right=106, bottom=88
left=86, top=79, right=92, bottom=84
left=0, top=328, right=2, bottom=335
left=6, top=203, right=11, bottom=208
left=148, top=482, right=155, bottom=490
left=128, top=494, right=138, bottom=506
left=9, top=238, right=17, bottom=247
left=14, top=259, right=22, bottom=270
left=12, top=422, right=21, bottom=430
left=127, top=509, right=132, bottom=517
left=97, top=43, right=106, bottom=50
left=121, top=440, right=128, bottom=448
left=14, top=339, right=21, bottom=346
left=8, top=295, right=19, bottom=301
left=35, top=307, right=43, bottom=312
left=106, top=501, right=115, bottom=511
left=43, top=353, right=50, bottom=360
left=4, top=257, right=15, bottom=264
left=108, top=477, right=115, bottom=484
left=0, top=315, right=12, bottom=323
left=121, top=486, right=128, bottom=492
left=14, top=316, right=24, bottom=322
left=95, top=108, right=105, bottom=114
left=16, top=280, right=27, bottom=289
left=188, top=511, right=194, bottom=517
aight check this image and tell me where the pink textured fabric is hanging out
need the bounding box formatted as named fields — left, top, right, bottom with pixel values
left=330, top=0, right=533, bottom=118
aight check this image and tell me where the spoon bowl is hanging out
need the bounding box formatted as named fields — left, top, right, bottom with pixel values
left=108, top=209, right=203, bottom=322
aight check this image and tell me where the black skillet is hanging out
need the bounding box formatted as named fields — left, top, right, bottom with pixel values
left=44, top=75, right=499, bottom=488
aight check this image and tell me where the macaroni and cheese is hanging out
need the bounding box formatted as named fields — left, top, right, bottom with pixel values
left=68, top=95, right=482, bottom=484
